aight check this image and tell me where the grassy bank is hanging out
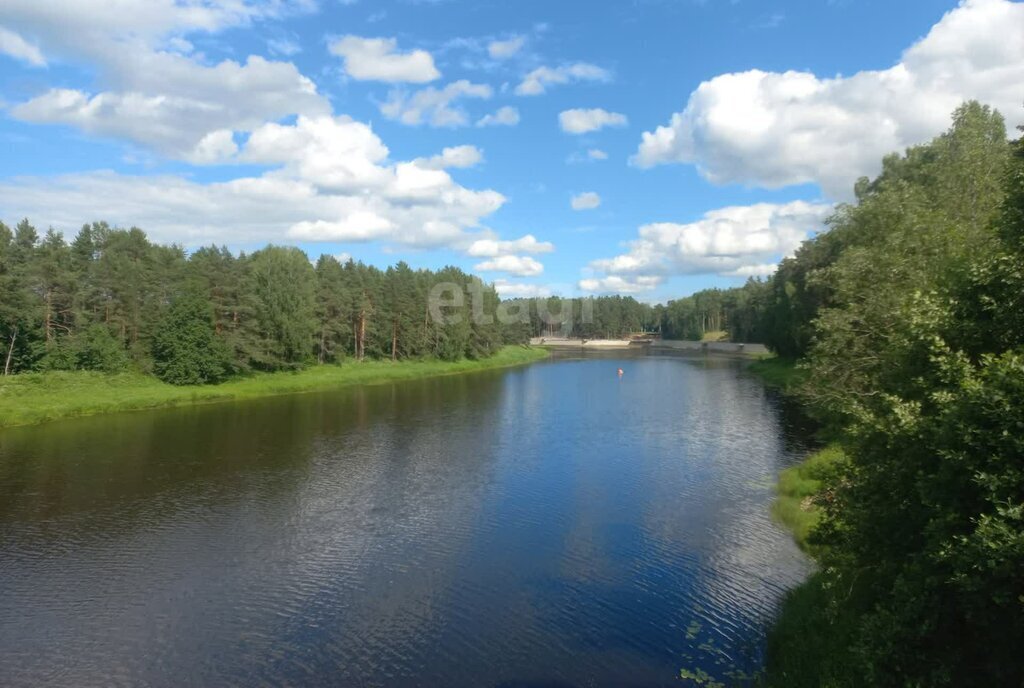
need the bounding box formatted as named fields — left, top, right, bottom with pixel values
left=0, top=346, right=550, bottom=429
left=766, top=444, right=859, bottom=687
left=747, top=357, right=805, bottom=391
left=771, top=444, right=846, bottom=552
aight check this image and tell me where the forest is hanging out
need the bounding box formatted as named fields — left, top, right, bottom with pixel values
left=0, top=218, right=760, bottom=386
left=761, top=101, right=1024, bottom=686
left=0, top=186, right=816, bottom=388
left=0, top=228, right=518, bottom=385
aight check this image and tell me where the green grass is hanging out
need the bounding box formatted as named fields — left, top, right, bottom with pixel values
left=764, top=571, right=861, bottom=688
left=747, top=356, right=806, bottom=391
left=771, top=444, right=845, bottom=551
left=764, top=444, right=859, bottom=687
left=0, top=345, right=550, bottom=429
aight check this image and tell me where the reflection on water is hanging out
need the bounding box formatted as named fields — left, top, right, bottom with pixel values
left=0, top=355, right=812, bottom=687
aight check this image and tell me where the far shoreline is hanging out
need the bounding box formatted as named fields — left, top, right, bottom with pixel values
left=0, top=346, right=551, bottom=430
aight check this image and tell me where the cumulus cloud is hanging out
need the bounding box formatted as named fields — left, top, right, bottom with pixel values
left=0, top=26, right=45, bottom=66
left=0, top=0, right=310, bottom=44
left=3, top=1, right=329, bottom=162
left=488, top=36, right=525, bottom=59
left=416, top=145, right=484, bottom=170
left=588, top=149, right=608, bottom=160
left=571, top=192, right=601, bottom=210
left=493, top=279, right=553, bottom=298
left=476, top=106, right=520, bottom=127
left=0, top=1, right=553, bottom=266
left=578, top=275, right=663, bottom=294
left=474, top=255, right=545, bottom=276
left=0, top=115, right=508, bottom=249
left=633, top=0, right=1024, bottom=198
left=329, top=35, right=440, bottom=83
left=13, top=53, right=328, bottom=162
left=559, top=108, right=628, bottom=134
left=515, top=63, right=611, bottom=96
left=581, top=201, right=831, bottom=293
left=465, top=234, right=554, bottom=257
left=381, top=80, right=492, bottom=127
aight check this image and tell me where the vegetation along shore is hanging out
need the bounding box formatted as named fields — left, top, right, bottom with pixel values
left=0, top=346, right=549, bottom=429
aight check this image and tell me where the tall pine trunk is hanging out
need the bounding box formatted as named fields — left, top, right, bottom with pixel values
left=4, top=326, right=17, bottom=376
left=358, top=311, right=366, bottom=361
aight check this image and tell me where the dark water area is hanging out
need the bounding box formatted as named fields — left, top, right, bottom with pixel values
left=0, top=353, right=814, bottom=687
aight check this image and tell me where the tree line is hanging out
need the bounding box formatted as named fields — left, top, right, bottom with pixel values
left=763, top=101, right=1024, bottom=686
left=0, top=223, right=772, bottom=388
left=0, top=224, right=510, bottom=384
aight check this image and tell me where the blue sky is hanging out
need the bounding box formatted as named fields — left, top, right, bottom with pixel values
left=1, top=0, right=1022, bottom=302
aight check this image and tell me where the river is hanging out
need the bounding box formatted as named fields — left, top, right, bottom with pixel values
left=0, top=352, right=813, bottom=687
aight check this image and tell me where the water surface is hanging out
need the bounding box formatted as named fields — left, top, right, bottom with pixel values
left=0, top=354, right=812, bottom=687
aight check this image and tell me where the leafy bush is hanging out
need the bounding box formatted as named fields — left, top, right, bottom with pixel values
left=151, top=287, right=231, bottom=385
left=75, top=325, right=129, bottom=373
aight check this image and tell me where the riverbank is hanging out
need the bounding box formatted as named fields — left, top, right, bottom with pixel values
left=748, top=359, right=860, bottom=687
left=746, top=357, right=804, bottom=389
left=769, top=446, right=860, bottom=687
left=0, top=346, right=551, bottom=429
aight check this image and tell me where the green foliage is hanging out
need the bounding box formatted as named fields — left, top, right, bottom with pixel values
left=746, top=357, right=806, bottom=390
left=0, top=221, right=535, bottom=382
left=0, top=346, right=549, bottom=428
left=664, top=279, right=770, bottom=342
left=75, top=325, right=129, bottom=373
left=767, top=102, right=1024, bottom=686
left=152, top=287, right=231, bottom=385
left=246, top=245, right=317, bottom=370
left=771, top=445, right=846, bottom=552
left=765, top=572, right=860, bottom=688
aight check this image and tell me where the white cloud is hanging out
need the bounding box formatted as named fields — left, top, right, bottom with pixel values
left=466, top=234, right=554, bottom=257
left=578, top=275, right=663, bottom=294
left=189, top=129, right=239, bottom=164
left=571, top=192, right=601, bottom=210
left=290, top=212, right=394, bottom=241
left=474, top=255, right=545, bottom=276
left=12, top=52, right=329, bottom=162
left=515, top=63, right=611, bottom=96
left=559, top=108, right=627, bottom=134
left=476, top=106, right=520, bottom=127
left=0, top=0, right=310, bottom=44
left=417, top=145, right=484, bottom=170
left=567, top=148, right=610, bottom=164
left=725, top=263, right=778, bottom=277
left=5, top=0, right=330, bottom=164
left=267, top=36, right=301, bottom=56
left=0, top=115, right=508, bottom=249
left=581, top=201, right=831, bottom=293
left=329, top=35, right=440, bottom=83
left=0, top=1, right=554, bottom=264
left=632, top=0, right=1024, bottom=198
left=493, top=279, right=553, bottom=298
left=381, top=80, right=492, bottom=127
left=0, top=26, right=45, bottom=66
left=488, top=36, right=525, bottom=59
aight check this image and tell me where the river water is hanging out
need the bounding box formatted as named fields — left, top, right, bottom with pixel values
left=0, top=353, right=812, bottom=687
